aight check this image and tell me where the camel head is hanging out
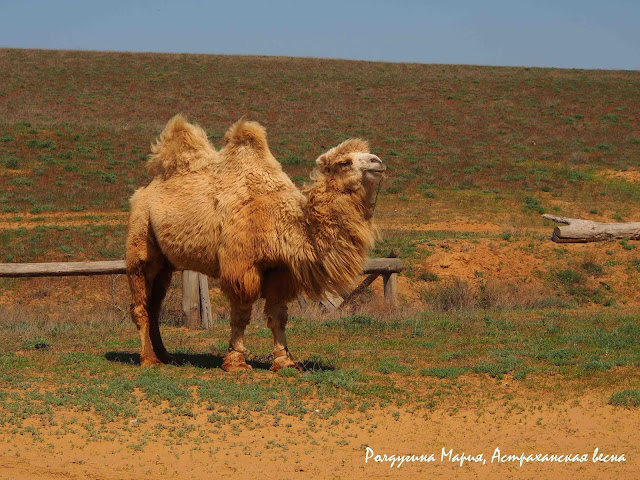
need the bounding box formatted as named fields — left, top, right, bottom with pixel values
left=314, top=138, right=385, bottom=192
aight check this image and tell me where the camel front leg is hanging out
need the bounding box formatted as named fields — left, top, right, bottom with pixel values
left=265, top=300, right=301, bottom=372
left=222, top=303, right=253, bottom=372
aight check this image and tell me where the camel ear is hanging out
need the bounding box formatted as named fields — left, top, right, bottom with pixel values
left=315, top=154, right=329, bottom=173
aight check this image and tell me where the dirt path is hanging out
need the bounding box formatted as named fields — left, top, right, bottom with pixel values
left=0, top=387, right=636, bottom=480
left=0, top=210, right=128, bottom=230
left=0, top=208, right=538, bottom=234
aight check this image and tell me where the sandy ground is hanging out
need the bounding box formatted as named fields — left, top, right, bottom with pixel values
left=0, top=388, right=637, bottom=480
left=1, top=213, right=638, bottom=479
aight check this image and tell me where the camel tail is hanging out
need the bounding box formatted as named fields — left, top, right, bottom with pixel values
left=148, top=114, right=217, bottom=178
left=222, top=119, right=269, bottom=154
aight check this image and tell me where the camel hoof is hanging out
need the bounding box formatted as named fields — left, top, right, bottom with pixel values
left=157, top=353, right=175, bottom=365
left=270, top=355, right=303, bottom=373
left=140, top=355, right=165, bottom=367
left=222, top=350, right=252, bottom=372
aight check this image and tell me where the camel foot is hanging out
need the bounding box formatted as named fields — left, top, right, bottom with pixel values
left=156, top=351, right=175, bottom=365
left=222, top=350, right=253, bottom=372
left=140, top=354, right=165, bottom=367
left=270, top=350, right=303, bottom=372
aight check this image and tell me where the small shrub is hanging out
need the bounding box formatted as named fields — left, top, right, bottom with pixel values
left=600, top=114, right=619, bottom=124
left=566, top=169, right=592, bottom=183
left=522, top=195, right=544, bottom=214
left=620, top=240, right=635, bottom=251
left=280, top=155, right=301, bottom=166
left=582, top=359, right=614, bottom=371
left=12, top=177, right=34, bottom=187
left=99, top=171, right=117, bottom=184
left=376, top=357, right=412, bottom=375
left=27, top=138, right=56, bottom=150
left=556, top=269, right=583, bottom=285
left=3, top=156, right=19, bottom=169
left=418, top=272, right=439, bottom=282
left=546, top=348, right=577, bottom=366
left=609, top=390, right=640, bottom=408
left=581, top=262, right=603, bottom=276
left=428, top=278, right=476, bottom=312
left=20, top=337, right=50, bottom=350
left=474, top=359, right=519, bottom=379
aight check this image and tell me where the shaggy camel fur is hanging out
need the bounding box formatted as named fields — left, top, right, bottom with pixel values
left=126, top=115, right=385, bottom=371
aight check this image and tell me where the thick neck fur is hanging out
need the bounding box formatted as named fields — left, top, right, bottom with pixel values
left=294, top=174, right=379, bottom=299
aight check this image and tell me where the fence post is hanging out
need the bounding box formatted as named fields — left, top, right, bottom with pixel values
left=383, top=273, right=398, bottom=305
left=198, top=273, right=213, bottom=329
left=382, top=249, right=399, bottom=306
left=182, top=270, right=201, bottom=329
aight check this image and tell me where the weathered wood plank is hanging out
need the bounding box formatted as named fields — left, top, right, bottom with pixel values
left=182, top=270, right=201, bottom=329
left=0, top=258, right=403, bottom=278
left=338, top=273, right=380, bottom=310
left=383, top=273, right=398, bottom=305
left=198, top=273, right=213, bottom=330
left=362, top=258, right=403, bottom=274
left=0, top=260, right=126, bottom=277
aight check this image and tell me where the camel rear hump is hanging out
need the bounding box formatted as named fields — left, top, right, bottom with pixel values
left=147, top=114, right=217, bottom=179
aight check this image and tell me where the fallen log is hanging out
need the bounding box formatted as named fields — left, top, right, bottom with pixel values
left=542, top=214, right=640, bottom=243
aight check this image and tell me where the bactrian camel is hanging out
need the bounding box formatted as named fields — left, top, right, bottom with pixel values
left=126, top=115, right=385, bottom=371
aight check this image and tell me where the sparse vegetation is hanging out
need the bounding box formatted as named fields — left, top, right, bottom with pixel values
left=0, top=49, right=638, bottom=476
left=609, top=389, right=640, bottom=408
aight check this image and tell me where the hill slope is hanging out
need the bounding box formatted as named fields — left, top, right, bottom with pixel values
left=0, top=48, right=638, bottom=306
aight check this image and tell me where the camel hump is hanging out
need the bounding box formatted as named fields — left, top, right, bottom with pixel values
left=223, top=119, right=269, bottom=154
left=147, top=114, right=217, bottom=178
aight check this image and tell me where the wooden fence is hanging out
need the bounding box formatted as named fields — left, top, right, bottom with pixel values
left=0, top=257, right=403, bottom=328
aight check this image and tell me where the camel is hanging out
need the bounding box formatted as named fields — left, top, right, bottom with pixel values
left=125, top=115, right=385, bottom=371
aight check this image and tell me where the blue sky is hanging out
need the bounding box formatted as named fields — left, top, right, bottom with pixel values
left=0, top=0, right=638, bottom=70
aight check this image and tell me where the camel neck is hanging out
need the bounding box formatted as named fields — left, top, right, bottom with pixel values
left=294, top=179, right=378, bottom=298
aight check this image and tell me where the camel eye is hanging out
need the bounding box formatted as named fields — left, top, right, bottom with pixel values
left=338, top=159, right=352, bottom=168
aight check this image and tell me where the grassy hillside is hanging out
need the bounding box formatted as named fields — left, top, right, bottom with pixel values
left=1, top=50, right=639, bottom=478
left=0, top=48, right=639, bottom=306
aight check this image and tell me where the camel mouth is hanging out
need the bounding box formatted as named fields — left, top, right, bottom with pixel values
left=364, top=167, right=386, bottom=175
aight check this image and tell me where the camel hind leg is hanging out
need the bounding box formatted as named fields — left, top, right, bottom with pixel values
left=128, top=264, right=161, bottom=366
left=126, top=188, right=173, bottom=366
left=128, top=257, right=175, bottom=365
left=148, top=265, right=174, bottom=363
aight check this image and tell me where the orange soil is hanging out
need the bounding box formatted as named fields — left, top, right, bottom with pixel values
left=1, top=217, right=638, bottom=479
left=0, top=210, right=128, bottom=230
left=0, top=386, right=637, bottom=480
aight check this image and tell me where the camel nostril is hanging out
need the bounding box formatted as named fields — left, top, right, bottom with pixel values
left=370, top=156, right=385, bottom=170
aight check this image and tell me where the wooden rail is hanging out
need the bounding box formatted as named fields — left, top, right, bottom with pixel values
left=0, top=258, right=403, bottom=278
left=0, top=257, right=404, bottom=326
left=0, top=260, right=126, bottom=277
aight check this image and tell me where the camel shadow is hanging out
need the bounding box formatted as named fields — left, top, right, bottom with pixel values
left=104, top=352, right=334, bottom=372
